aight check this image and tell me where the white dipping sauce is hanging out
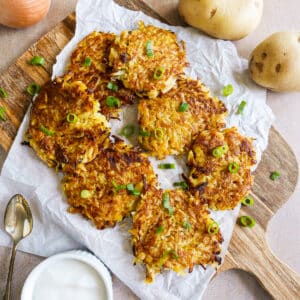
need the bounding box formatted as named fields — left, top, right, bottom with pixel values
left=32, top=258, right=107, bottom=300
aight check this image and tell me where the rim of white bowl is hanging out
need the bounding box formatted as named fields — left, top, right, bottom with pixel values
left=21, top=250, right=113, bottom=300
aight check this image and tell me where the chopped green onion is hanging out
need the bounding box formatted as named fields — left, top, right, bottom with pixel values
left=207, top=221, right=219, bottom=235
left=107, top=82, right=118, bottom=92
left=183, top=220, right=191, bottom=229
left=139, top=129, right=151, bottom=137
left=228, top=162, right=240, bottom=174
left=158, top=163, right=176, bottom=170
left=153, top=67, right=165, bottom=80
left=121, top=125, right=135, bottom=137
left=84, top=57, right=92, bottom=67
left=145, top=40, right=154, bottom=58
left=0, top=106, right=7, bottom=121
left=66, top=113, right=78, bottom=124
left=130, top=190, right=141, bottom=196
left=179, top=102, right=188, bottom=112
left=222, top=84, right=234, bottom=96
left=239, top=215, right=256, bottom=228
left=270, top=171, right=280, bottom=181
left=168, top=249, right=178, bottom=260
left=154, top=128, right=164, bottom=140
left=112, top=180, right=126, bottom=194
left=173, top=181, right=188, bottom=190
left=0, top=87, right=8, bottom=98
left=212, top=144, right=229, bottom=158
left=237, top=100, right=247, bottom=114
left=29, top=56, right=45, bottom=66
left=26, top=83, right=41, bottom=96
left=155, top=225, right=164, bottom=234
left=80, top=190, right=92, bottom=198
left=106, top=96, right=121, bottom=108
left=40, top=125, right=54, bottom=136
left=162, top=192, right=174, bottom=215
left=241, top=195, right=254, bottom=206
left=126, top=183, right=134, bottom=191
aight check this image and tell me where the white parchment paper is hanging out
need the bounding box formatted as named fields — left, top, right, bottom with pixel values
left=0, top=0, right=274, bottom=299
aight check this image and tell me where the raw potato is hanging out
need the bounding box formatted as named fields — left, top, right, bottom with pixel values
left=178, top=0, right=263, bottom=40
left=249, top=32, right=300, bottom=92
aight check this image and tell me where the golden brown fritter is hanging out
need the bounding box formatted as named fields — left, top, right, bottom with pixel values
left=109, top=21, right=187, bottom=98
left=138, top=77, right=227, bottom=159
left=65, top=31, right=137, bottom=120
left=130, top=188, right=223, bottom=283
left=25, top=78, right=110, bottom=168
left=62, top=138, right=158, bottom=229
left=187, top=127, right=257, bottom=210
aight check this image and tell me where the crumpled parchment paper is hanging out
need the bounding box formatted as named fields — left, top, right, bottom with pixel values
left=0, top=0, right=274, bottom=299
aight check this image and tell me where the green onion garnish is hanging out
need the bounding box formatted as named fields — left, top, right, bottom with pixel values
left=173, top=181, right=188, bottom=190
left=212, top=144, right=229, bottom=158
left=139, top=129, right=151, bottom=137
left=179, top=102, right=188, bottom=112
left=126, top=183, right=140, bottom=196
left=155, top=225, right=164, bottom=234
left=40, top=125, right=54, bottom=136
left=162, top=192, right=174, bottom=215
left=222, top=84, right=234, bottom=96
left=270, top=171, right=280, bottom=181
left=66, top=113, right=78, bottom=124
left=145, top=40, right=154, bottom=58
left=158, top=163, right=176, bottom=170
left=121, top=125, right=135, bottom=137
left=154, top=128, right=164, bottom=140
left=237, top=100, right=247, bottom=114
left=106, top=96, right=121, bottom=108
left=29, top=56, right=45, bottom=66
left=130, top=190, right=141, bottom=196
left=153, top=67, right=165, bottom=80
left=168, top=249, right=178, bottom=260
left=80, top=190, right=92, bottom=198
left=239, top=215, right=256, bottom=228
left=0, top=87, right=8, bottom=98
left=84, top=57, right=92, bottom=67
left=0, top=106, right=7, bottom=121
left=183, top=220, right=191, bottom=229
left=241, top=195, right=254, bottom=206
left=26, top=83, right=41, bottom=96
left=112, top=180, right=126, bottom=194
left=107, top=82, right=118, bottom=92
left=207, top=221, right=219, bottom=235
left=228, top=162, right=239, bottom=174
left=126, top=183, right=134, bottom=191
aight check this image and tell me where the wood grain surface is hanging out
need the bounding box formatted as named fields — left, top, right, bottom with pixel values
left=0, top=0, right=299, bottom=299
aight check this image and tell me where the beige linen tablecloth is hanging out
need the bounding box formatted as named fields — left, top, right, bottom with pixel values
left=0, top=1, right=299, bottom=299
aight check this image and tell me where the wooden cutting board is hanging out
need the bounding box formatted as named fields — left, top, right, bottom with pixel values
left=0, top=0, right=299, bottom=298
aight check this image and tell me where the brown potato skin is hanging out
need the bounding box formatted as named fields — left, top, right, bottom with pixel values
left=249, top=32, right=300, bottom=92
left=178, top=0, right=263, bottom=41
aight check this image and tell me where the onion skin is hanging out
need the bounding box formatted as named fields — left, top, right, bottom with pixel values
left=0, top=0, right=51, bottom=28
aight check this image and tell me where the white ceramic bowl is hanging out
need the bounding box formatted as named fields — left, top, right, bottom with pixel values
left=21, top=250, right=113, bottom=300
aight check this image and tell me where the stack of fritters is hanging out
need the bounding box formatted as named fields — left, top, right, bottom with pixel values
left=26, top=21, right=257, bottom=283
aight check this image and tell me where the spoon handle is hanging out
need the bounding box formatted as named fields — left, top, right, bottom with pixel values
left=4, top=242, right=17, bottom=300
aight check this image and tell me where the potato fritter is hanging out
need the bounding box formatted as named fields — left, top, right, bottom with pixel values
left=65, top=31, right=137, bottom=120
left=138, top=78, right=227, bottom=159
left=187, top=127, right=257, bottom=210
left=62, top=138, right=158, bottom=229
left=131, top=188, right=223, bottom=283
left=25, top=78, right=110, bottom=168
left=109, top=21, right=187, bottom=98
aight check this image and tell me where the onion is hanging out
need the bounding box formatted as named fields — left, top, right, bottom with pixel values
left=0, top=0, right=51, bottom=28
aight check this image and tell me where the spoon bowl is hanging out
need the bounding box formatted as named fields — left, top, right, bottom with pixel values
left=4, top=194, right=33, bottom=300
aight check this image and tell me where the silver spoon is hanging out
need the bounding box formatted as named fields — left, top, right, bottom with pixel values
left=3, top=194, right=33, bottom=300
